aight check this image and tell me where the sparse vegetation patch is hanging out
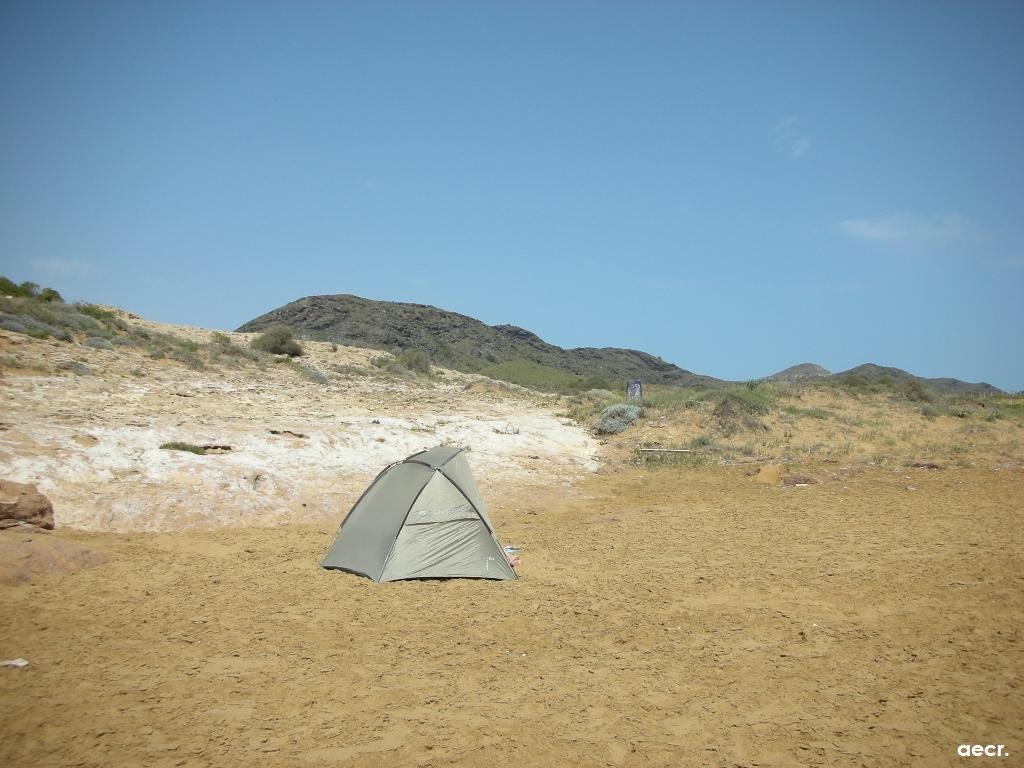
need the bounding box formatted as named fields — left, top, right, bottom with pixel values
left=250, top=326, right=304, bottom=357
left=594, top=404, right=642, bottom=435
left=398, top=347, right=432, bottom=375
left=159, top=442, right=208, bottom=455
left=289, top=361, right=330, bottom=385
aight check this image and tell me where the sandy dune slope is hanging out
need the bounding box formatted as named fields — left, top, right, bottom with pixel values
left=0, top=321, right=599, bottom=531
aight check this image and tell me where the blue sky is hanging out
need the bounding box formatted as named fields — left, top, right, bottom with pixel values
left=2, top=1, right=1022, bottom=390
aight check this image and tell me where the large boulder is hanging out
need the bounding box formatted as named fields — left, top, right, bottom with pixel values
left=0, top=481, right=55, bottom=530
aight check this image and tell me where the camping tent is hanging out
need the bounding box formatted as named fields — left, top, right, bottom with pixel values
left=321, top=445, right=517, bottom=582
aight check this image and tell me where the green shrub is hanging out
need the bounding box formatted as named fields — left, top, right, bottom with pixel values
left=77, top=303, right=117, bottom=322
left=159, top=442, right=207, bottom=455
left=0, top=312, right=70, bottom=340
left=899, top=378, right=933, bottom=403
left=838, top=374, right=871, bottom=389
left=168, top=348, right=205, bottom=369
left=0, top=277, right=46, bottom=299
left=690, top=433, right=716, bottom=448
left=594, top=404, right=642, bottom=435
left=370, top=354, right=407, bottom=376
left=398, top=347, right=432, bottom=375
left=250, top=326, right=303, bottom=357
left=640, top=387, right=702, bottom=412
left=782, top=405, right=832, bottom=420
left=711, top=385, right=776, bottom=418
left=208, top=332, right=247, bottom=359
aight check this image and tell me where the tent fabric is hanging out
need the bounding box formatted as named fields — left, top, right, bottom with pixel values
left=437, top=452, right=497, bottom=532
left=405, top=445, right=464, bottom=469
left=320, top=446, right=517, bottom=582
left=320, top=461, right=433, bottom=581
left=381, top=519, right=515, bottom=581
left=404, top=472, right=476, bottom=525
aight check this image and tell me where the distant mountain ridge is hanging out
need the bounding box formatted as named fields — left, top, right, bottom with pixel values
left=237, top=294, right=1003, bottom=394
left=236, top=294, right=724, bottom=387
left=763, top=362, right=1000, bottom=395
left=764, top=363, right=832, bottom=383
left=831, top=363, right=1002, bottom=395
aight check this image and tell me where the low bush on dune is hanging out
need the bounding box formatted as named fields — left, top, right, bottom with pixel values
left=782, top=404, right=832, bottom=420
left=370, top=353, right=408, bottom=376
left=397, top=347, right=432, bottom=375
left=639, top=387, right=703, bottom=412
left=0, top=277, right=135, bottom=345
left=250, top=326, right=304, bottom=357
left=709, top=383, right=778, bottom=419
left=159, top=442, right=208, bottom=455
left=209, top=332, right=244, bottom=354
left=594, top=403, right=642, bottom=434
left=369, top=347, right=435, bottom=378
left=0, top=313, right=71, bottom=340
left=898, top=378, right=933, bottom=403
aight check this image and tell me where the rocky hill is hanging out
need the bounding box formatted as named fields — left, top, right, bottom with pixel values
left=833, top=363, right=1002, bottom=395
left=237, top=294, right=1005, bottom=395
left=237, top=294, right=724, bottom=388
left=762, top=362, right=1001, bottom=394
left=764, top=363, right=832, bottom=383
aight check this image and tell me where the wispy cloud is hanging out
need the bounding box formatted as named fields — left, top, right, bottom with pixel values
left=837, top=213, right=975, bottom=244
left=774, top=115, right=813, bottom=159
left=29, top=257, right=94, bottom=278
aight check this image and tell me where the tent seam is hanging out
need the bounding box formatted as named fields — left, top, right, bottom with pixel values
left=438, top=467, right=518, bottom=580
left=378, top=468, right=439, bottom=581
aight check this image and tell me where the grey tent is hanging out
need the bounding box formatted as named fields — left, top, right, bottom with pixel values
left=321, top=446, right=517, bottom=582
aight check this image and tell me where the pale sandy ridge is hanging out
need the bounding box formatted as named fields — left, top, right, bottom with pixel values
left=0, top=311, right=600, bottom=531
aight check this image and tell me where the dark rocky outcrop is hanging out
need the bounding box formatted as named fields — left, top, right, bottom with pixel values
left=833, top=363, right=1001, bottom=395
left=237, top=294, right=724, bottom=388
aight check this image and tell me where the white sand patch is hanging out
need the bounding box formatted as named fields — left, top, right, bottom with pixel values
left=1, top=331, right=600, bottom=531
